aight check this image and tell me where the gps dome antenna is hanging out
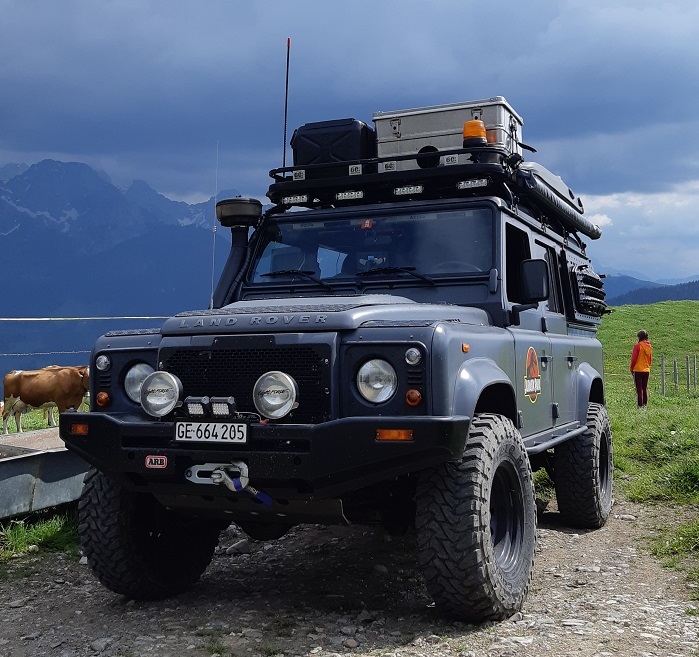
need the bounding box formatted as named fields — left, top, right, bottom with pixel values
left=282, top=37, right=291, bottom=169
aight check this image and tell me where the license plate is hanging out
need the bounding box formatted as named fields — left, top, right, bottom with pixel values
left=175, top=422, right=247, bottom=443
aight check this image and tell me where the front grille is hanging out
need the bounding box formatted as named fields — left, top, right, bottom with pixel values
left=161, top=344, right=331, bottom=423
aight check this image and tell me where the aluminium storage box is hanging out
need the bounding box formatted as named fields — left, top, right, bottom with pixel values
left=372, top=97, right=523, bottom=172
left=290, top=118, right=377, bottom=178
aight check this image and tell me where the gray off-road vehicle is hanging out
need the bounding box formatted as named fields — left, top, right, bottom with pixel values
left=61, top=97, right=612, bottom=621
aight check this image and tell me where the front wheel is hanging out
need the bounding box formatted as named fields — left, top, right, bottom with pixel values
left=415, top=414, right=536, bottom=621
left=78, top=469, right=222, bottom=599
left=554, top=402, right=614, bottom=528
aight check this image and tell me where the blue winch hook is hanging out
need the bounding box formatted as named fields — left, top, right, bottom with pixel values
left=211, top=461, right=273, bottom=506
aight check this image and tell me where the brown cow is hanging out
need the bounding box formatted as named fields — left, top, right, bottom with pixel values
left=2, top=366, right=90, bottom=434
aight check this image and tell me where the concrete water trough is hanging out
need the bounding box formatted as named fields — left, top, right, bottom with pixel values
left=0, top=429, right=89, bottom=519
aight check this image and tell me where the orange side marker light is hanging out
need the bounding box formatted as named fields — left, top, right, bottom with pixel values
left=376, top=429, right=414, bottom=442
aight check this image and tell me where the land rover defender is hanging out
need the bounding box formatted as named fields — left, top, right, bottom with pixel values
left=61, top=97, right=612, bottom=621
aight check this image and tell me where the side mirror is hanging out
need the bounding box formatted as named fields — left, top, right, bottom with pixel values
left=520, top=258, right=549, bottom=303
left=510, top=259, right=549, bottom=326
left=216, top=197, right=263, bottom=227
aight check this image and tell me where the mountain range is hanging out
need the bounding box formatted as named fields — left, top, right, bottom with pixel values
left=0, top=159, right=238, bottom=372
left=1, top=158, right=697, bottom=372
left=1, top=159, right=237, bottom=315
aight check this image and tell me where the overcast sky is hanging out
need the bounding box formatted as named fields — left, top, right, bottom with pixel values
left=2, top=0, right=698, bottom=281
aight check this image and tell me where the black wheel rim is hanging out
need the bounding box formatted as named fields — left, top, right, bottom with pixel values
left=490, top=462, right=524, bottom=571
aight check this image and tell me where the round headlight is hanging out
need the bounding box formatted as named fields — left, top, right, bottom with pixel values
left=357, top=359, right=397, bottom=403
left=140, top=371, right=182, bottom=417
left=253, top=371, right=299, bottom=419
left=124, top=363, right=155, bottom=403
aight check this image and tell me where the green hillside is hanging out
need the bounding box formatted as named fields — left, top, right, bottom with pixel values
left=598, top=301, right=699, bottom=587
left=599, top=300, right=699, bottom=361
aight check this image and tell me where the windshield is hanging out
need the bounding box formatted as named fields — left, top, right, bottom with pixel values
left=249, top=207, right=493, bottom=283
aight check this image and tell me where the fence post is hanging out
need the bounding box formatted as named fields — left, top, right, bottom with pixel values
left=674, top=359, right=678, bottom=392
left=661, top=354, right=666, bottom=396
left=687, top=355, right=691, bottom=392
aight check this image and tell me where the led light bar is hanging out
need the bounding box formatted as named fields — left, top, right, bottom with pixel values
left=457, top=178, right=488, bottom=190
left=281, top=194, right=308, bottom=205
left=394, top=185, right=424, bottom=196
left=336, top=190, right=364, bottom=201
left=210, top=396, right=237, bottom=417
left=185, top=396, right=210, bottom=417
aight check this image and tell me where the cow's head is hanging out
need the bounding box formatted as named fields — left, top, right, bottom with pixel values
left=79, top=366, right=90, bottom=390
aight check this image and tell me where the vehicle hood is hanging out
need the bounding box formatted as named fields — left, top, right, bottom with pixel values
left=160, top=295, right=490, bottom=335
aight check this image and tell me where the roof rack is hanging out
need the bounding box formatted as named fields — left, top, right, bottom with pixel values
left=266, top=146, right=601, bottom=240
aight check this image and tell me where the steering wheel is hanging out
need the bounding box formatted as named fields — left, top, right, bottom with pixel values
left=430, top=261, right=481, bottom=273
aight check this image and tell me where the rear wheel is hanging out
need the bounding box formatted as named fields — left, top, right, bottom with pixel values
left=78, top=469, right=222, bottom=599
left=554, top=402, right=614, bottom=528
left=415, top=414, right=536, bottom=621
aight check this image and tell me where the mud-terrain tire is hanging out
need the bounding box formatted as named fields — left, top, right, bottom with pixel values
left=415, top=413, right=536, bottom=621
left=78, top=469, right=222, bottom=599
left=554, top=402, right=614, bottom=529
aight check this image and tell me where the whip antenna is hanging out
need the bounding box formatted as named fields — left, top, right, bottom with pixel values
left=209, top=141, right=219, bottom=309
left=282, top=37, right=291, bottom=168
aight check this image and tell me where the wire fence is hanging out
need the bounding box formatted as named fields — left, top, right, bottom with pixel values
left=0, top=316, right=168, bottom=375
left=605, top=354, right=698, bottom=396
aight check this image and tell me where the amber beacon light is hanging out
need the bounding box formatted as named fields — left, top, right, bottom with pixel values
left=463, top=119, right=488, bottom=146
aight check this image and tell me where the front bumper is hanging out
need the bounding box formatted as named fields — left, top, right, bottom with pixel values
left=60, top=412, right=469, bottom=499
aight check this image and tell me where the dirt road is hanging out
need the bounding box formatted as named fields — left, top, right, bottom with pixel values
left=1, top=491, right=697, bottom=657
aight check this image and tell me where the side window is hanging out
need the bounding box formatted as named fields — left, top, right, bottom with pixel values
left=538, top=243, right=564, bottom=314
left=505, top=224, right=531, bottom=303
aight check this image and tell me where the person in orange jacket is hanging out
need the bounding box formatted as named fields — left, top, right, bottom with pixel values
left=630, top=329, right=652, bottom=408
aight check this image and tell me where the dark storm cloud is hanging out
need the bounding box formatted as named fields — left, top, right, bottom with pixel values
left=3, top=0, right=697, bottom=197
left=1, top=0, right=699, bottom=276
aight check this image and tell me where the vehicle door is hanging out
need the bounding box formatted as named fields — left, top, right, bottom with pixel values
left=505, top=224, right=554, bottom=437
left=537, top=241, right=576, bottom=426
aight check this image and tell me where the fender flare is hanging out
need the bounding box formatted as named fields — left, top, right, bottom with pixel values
left=452, top=358, right=516, bottom=420
left=576, top=361, right=604, bottom=425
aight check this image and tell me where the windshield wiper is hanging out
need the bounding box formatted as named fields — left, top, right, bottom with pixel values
left=261, top=269, right=333, bottom=291
left=356, top=266, right=435, bottom=285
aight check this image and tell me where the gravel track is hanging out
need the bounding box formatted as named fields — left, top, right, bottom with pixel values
left=1, top=495, right=697, bottom=657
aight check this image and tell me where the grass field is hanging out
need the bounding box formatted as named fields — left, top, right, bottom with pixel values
left=1, top=302, right=698, bottom=585
left=2, top=399, right=88, bottom=433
